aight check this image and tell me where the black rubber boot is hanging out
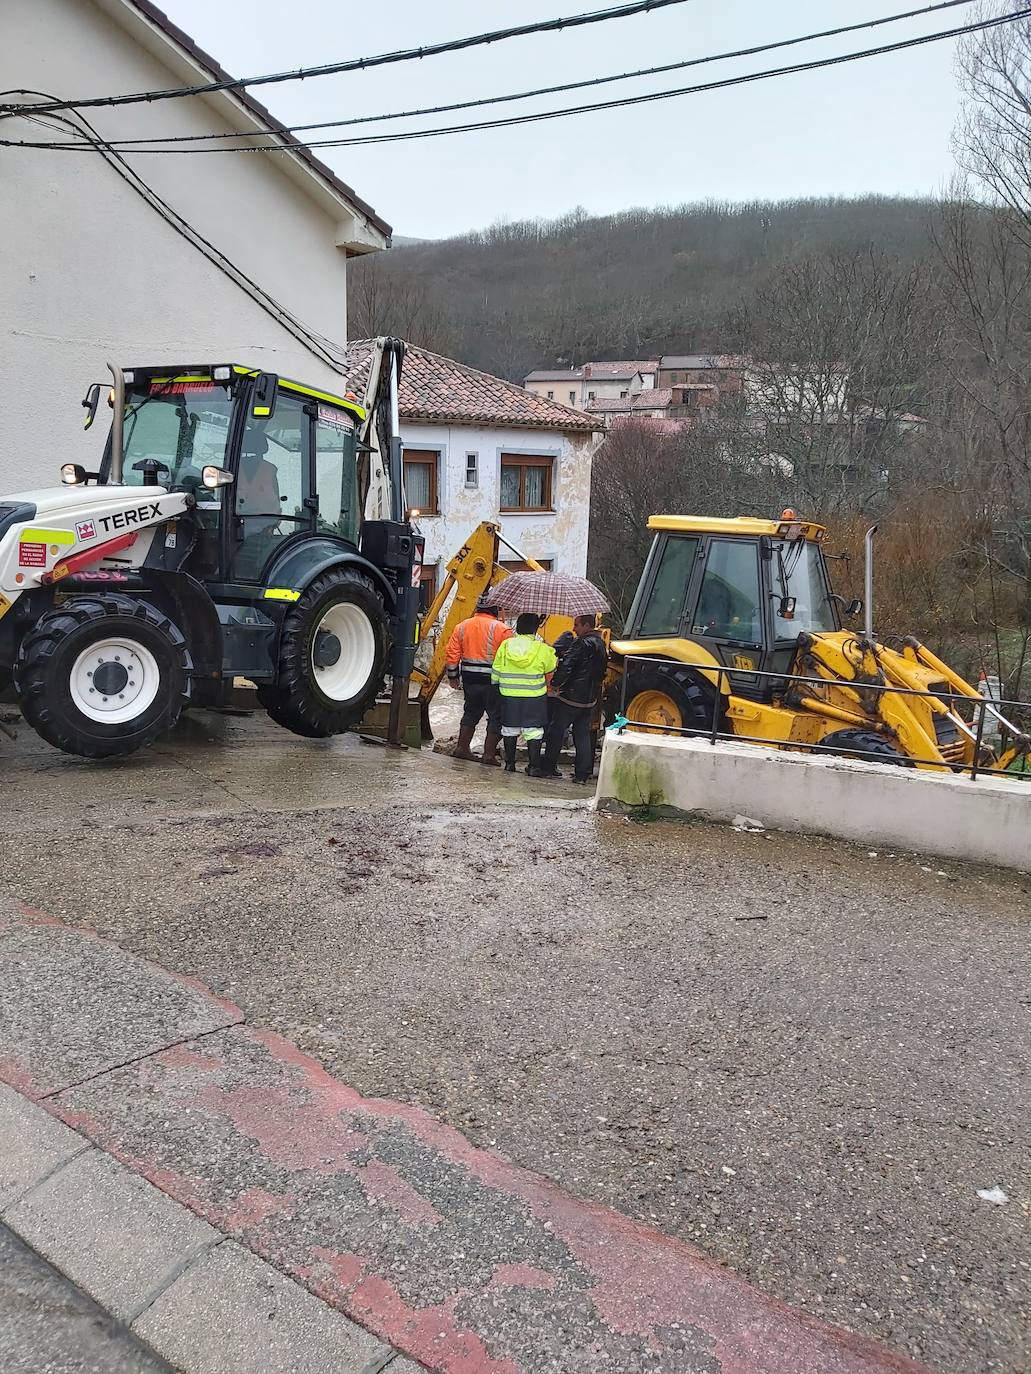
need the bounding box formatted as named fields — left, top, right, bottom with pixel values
left=526, top=739, right=544, bottom=777
left=503, top=737, right=517, bottom=772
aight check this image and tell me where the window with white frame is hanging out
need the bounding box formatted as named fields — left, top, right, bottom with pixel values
left=465, top=452, right=478, bottom=488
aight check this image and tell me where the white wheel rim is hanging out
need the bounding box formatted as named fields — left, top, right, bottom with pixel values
left=312, top=601, right=376, bottom=702
left=69, top=636, right=161, bottom=725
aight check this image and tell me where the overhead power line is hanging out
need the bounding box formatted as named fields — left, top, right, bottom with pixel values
left=4, top=7, right=1022, bottom=155
left=15, top=0, right=976, bottom=150
left=0, top=0, right=692, bottom=118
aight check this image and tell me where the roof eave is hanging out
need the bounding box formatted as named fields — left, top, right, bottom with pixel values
left=401, top=407, right=600, bottom=434
left=99, top=0, right=391, bottom=244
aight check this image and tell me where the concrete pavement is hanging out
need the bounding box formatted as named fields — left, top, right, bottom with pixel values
left=0, top=904, right=929, bottom=1374
left=1, top=710, right=1029, bottom=1371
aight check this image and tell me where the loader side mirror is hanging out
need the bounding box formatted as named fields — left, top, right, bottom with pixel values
left=252, top=372, right=279, bottom=419
left=777, top=595, right=797, bottom=620
left=81, top=383, right=103, bottom=431
left=846, top=597, right=863, bottom=617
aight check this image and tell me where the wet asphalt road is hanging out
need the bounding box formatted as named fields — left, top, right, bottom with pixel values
left=0, top=710, right=1028, bottom=1373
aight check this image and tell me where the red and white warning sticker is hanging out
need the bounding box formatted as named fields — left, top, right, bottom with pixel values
left=317, top=405, right=354, bottom=432
left=18, top=542, right=47, bottom=568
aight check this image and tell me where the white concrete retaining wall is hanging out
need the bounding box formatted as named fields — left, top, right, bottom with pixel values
left=596, top=732, right=1031, bottom=873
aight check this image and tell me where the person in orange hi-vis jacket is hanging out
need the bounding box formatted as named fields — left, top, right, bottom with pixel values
left=445, top=595, right=513, bottom=764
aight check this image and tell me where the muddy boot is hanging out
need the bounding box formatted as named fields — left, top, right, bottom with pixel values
left=525, top=739, right=545, bottom=777
left=480, top=727, right=502, bottom=767
left=453, top=724, right=479, bottom=761
left=503, top=737, right=517, bottom=772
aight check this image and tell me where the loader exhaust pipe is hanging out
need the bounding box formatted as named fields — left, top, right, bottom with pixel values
left=864, top=524, right=878, bottom=641
left=107, top=361, right=124, bottom=485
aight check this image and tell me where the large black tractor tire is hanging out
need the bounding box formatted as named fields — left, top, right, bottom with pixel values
left=819, top=728, right=913, bottom=766
left=259, top=567, right=389, bottom=739
left=15, top=594, right=191, bottom=759
left=614, top=662, right=718, bottom=737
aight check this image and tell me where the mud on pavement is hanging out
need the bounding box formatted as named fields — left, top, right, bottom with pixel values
left=0, top=727, right=1028, bottom=1374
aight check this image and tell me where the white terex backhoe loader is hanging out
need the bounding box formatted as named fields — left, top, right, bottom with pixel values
left=0, top=341, right=423, bottom=758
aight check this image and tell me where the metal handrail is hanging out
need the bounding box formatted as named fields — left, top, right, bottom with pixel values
left=613, top=652, right=1031, bottom=782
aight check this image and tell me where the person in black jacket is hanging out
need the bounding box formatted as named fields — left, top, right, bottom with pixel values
left=541, top=616, right=608, bottom=784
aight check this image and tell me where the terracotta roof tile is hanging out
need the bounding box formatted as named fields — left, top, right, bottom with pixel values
left=586, top=389, right=673, bottom=413
left=582, top=360, right=659, bottom=379
left=524, top=360, right=659, bottom=383
left=347, top=341, right=602, bottom=433
left=659, top=354, right=750, bottom=370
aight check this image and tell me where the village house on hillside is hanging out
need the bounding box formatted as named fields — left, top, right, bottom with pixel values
left=1, top=0, right=389, bottom=492
left=523, top=361, right=657, bottom=411
left=347, top=343, right=603, bottom=603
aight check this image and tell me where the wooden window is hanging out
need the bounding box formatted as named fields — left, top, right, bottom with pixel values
left=403, top=449, right=438, bottom=515
left=500, top=557, right=553, bottom=573
left=417, top=562, right=438, bottom=613
left=500, top=454, right=554, bottom=513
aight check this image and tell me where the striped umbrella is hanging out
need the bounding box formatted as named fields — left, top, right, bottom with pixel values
left=489, top=571, right=609, bottom=618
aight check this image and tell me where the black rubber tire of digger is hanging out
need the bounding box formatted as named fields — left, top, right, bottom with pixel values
left=258, top=567, right=389, bottom=739
left=819, top=728, right=913, bottom=766
left=15, top=594, right=191, bottom=759
left=608, top=662, right=718, bottom=735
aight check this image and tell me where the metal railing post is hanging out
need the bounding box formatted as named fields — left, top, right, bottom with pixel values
left=970, top=698, right=987, bottom=781
left=710, top=672, right=723, bottom=746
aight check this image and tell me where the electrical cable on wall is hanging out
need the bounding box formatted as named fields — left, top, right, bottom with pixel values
left=5, top=93, right=351, bottom=376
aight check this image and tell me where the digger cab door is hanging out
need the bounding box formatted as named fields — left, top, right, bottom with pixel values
left=686, top=536, right=769, bottom=695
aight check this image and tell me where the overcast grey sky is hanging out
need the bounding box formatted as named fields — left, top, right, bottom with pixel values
left=161, top=0, right=968, bottom=238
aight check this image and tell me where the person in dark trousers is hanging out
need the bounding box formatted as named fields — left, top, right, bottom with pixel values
left=491, top=613, right=557, bottom=776
left=445, top=597, right=513, bottom=763
left=541, top=615, right=608, bottom=784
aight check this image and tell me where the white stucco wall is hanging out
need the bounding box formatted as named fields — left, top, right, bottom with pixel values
left=401, top=422, right=597, bottom=584
left=1, top=0, right=384, bottom=494
left=524, top=373, right=656, bottom=410
left=524, top=378, right=585, bottom=409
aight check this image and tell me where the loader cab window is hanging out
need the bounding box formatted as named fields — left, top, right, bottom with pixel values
left=231, top=392, right=310, bottom=581
left=694, top=539, right=761, bottom=644
left=773, top=540, right=838, bottom=635
left=117, top=382, right=233, bottom=493
left=314, top=406, right=359, bottom=545
left=636, top=535, right=700, bottom=636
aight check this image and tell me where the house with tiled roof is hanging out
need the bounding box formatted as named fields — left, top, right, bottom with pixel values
left=347, top=342, right=603, bottom=601
left=2, top=0, right=389, bottom=491
left=523, top=361, right=658, bottom=411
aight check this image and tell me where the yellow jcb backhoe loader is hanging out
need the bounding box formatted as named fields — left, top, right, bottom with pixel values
left=608, top=511, right=1029, bottom=772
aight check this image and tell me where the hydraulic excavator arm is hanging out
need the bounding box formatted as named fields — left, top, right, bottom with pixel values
left=411, top=520, right=565, bottom=739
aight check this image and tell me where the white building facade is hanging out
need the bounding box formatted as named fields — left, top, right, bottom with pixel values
left=346, top=343, right=602, bottom=603
left=523, top=362, right=657, bottom=411
left=1, top=0, right=389, bottom=493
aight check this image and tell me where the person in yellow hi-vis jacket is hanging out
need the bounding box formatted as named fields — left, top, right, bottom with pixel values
left=491, top=613, right=558, bottom=776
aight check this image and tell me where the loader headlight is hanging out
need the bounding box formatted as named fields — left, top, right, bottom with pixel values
left=61, top=463, right=87, bottom=485
left=202, top=465, right=235, bottom=489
